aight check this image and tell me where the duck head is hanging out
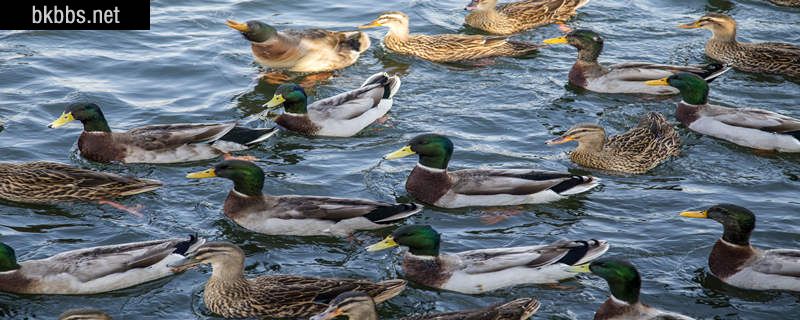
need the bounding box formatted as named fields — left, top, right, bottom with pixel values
left=646, top=73, right=709, bottom=105
left=679, top=13, right=737, bottom=41
left=366, top=224, right=441, bottom=256
left=384, top=134, right=454, bottom=170
left=225, top=19, right=278, bottom=43
left=311, top=291, right=378, bottom=320
left=576, top=259, right=641, bottom=305
left=546, top=123, right=606, bottom=152
left=264, top=83, right=308, bottom=113
left=680, top=204, right=755, bottom=246
left=49, top=102, right=111, bottom=132
left=465, top=0, right=497, bottom=11
left=0, top=243, right=20, bottom=272
left=359, top=12, right=410, bottom=36
left=170, top=242, right=246, bottom=279
left=186, top=160, right=265, bottom=197
left=543, top=29, right=604, bottom=62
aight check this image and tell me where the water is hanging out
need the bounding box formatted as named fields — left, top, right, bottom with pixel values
left=1, top=0, right=799, bottom=319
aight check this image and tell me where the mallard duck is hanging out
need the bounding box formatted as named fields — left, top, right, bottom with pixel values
left=358, top=12, right=540, bottom=62
left=225, top=19, right=370, bottom=73
left=679, top=13, right=800, bottom=78
left=546, top=112, right=680, bottom=174
left=573, top=259, right=695, bottom=319
left=48, top=103, right=276, bottom=164
left=680, top=204, right=800, bottom=291
left=0, top=235, right=204, bottom=294
left=312, top=291, right=540, bottom=320
left=169, top=241, right=406, bottom=318
left=186, top=160, right=421, bottom=236
left=464, top=0, right=590, bottom=35
left=769, top=0, right=800, bottom=6
left=59, top=309, right=112, bottom=320
left=261, top=72, right=401, bottom=137
left=645, top=73, right=800, bottom=152
left=542, top=29, right=727, bottom=94
left=366, top=224, right=609, bottom=294
left=383, top=134, right=598, bottom=208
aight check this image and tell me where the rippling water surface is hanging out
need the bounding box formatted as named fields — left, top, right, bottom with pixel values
left=1, top=0, right=799, bottom=319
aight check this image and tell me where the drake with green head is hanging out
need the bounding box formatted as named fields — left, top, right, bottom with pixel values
left=679, top=13, right=800, bottom=78
left=383, top=133, right=598, bottom=208
left=680, top=204, right=800, bottom=291
left=574, top=259, right=694, bottom=319
left=312, top=291, right=540, bottom=320
left=0, top=236, right=204, bottom=294
left=225, top=19, right=370, bottom=73
left=542, top=29, right=726, bottom=95
left=365, top=224, right=609, bottom=294
left=262, top=72, right=401, bottom=137
left=186, top=160, right=421, bottom=237
left=646, top=73, right=800, bottom=152
left=464, top=0, right=590, bottom=35
left=49, top=103, right=276, bottom=164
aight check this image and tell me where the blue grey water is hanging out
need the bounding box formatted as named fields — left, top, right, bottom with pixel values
left=0, top=0, right=799, bottom=319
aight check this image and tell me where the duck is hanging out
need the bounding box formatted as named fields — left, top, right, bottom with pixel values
left=573, top=259, right=695, bottom=319
left=312, top=291, right=540, bottom=320
left=0, top=235, right=204, bottom=294
left=358, top=12, right=540, bottom=63
left=186, top=160, right=421, bottom=236
left=464, top=0, right=591, bottom=35
left=546, top=112, right=680, bottom=174
left=48, top=103, right=276, bottom=164
left=769, top=0, right=800, bottom=6
left=679, top=13, right=800, bottom=78
left=366, top=224, right=609, bottom=294
left=645, top=73, right=800, bottom=152
left=261, top=72, right=401, bottom=137
left=225, top=19, right=370, bottom=73
left=680, top=204, right=800, bottom=292
left=169, top=241, right=406, bottom=318
left=59, top=309, right=112, bottom=320
left=383, top=133, right=599, bottom=208
left=542, top=29, right=727, bottom=94
left=0, top=161, right=161, bottom=215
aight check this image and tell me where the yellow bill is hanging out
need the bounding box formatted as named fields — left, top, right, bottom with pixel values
left=678, top=21, right=702, bottom=29
left=225, top=19, right=249, bottom=32
left=645, top=77, right=669, bottom=86
left=542, top=36, right=568, bottom=45
left=186, top=168, right=217, bottom=179
left=48, top=112, right=75, bottom=128
left=568, top=263, right=591, bottom=273
left=383, top=145, right=416, bottom=160
left=358, top=21, right=382, bottom=29
left=366, top=236, right=398, bottom=252
left=679, top=210, right=708, bottom=218
left=546, top=135, right=574, bottom=145
left=264, top=94, right=285, bottom=109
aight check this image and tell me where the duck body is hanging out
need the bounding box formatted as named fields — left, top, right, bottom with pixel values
left=0, top=161, right=161, bottom=204
left=465, top=0, right=591, bottom=35
left=769, top=0, right=800, bottom=6
left=0, top=236, right=204, bottom=295
left=593, top=296, right=695, bottom=320
left=707, top=239, right=800, bottom=291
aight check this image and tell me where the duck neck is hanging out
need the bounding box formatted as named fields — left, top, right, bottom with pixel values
left=575, top=136, right=606, bottom=154
left=231, top=175, right=265, bottom=197
left=81, top=112, right=112, bottom=133
left=577, top=43, right=602, bottom=63
left=418, top=155, right=450, bottom=170
left=283, top=99, right=308, bottom=114
left=386, top=25, right=410, bottom=42
left=209, top=259, right=246, bottom=284
left=607, top=278, right=640, bottom=305
left=710, top=27, right=736, bottom=43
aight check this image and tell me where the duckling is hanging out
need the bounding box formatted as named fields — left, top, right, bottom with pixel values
left=366, top=224, right=609, bottom=294
left=186, top=160, right=421, bottom=237
left=312, top=291, right=540, bottom=320
left=358, top=12, right=540, bottom=63
left=574, top=259, right=695, bottom=319
left=680, top=204, right=800, bottom=291
left=262, top=72, right=400, bottom=137
left=679, top=13, right=800, bottom=78
left=49, top=103, right=276, bottom=164
left=542, top=29, right=727, bottom=94
left=546, top=112, right=680, bottom=174
left=59, top=309, right=112, bottom=320
left=464, top=0, right=591, bottom=35
left=646, top=73, right=800, bottom=152
left=383, top=134, right=598, bottom=208
left=225, top=19, right=370, bottom=73
left=0, top=235, right=204, bottom=294
left=170, top=241, right=407, bottom=318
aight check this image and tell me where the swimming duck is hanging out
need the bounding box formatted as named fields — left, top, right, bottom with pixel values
left=383, top=134, right=598, bottom=208
left=573, top=259, right=695, bottom=319
left=225, top=19, right=370, bottom=73
left=646, top=73, right=800, bottom=152
left=464, top=0, right=590, bottom=35
left=546, top=112, right=680, bottom=174
left=262, top=72, right=400, bottom=137
left=366, top=224, right=609, bottom=294
left=312, top=291, right=540, bottom=320
left=186, top=160, right=421, bottom=236
left=59, top=309, right=112, bottom=320
left=680, top=204, right=800, bottom=292
left=542, top=29, right=727, bottom=94
left=679, top=13, right=800, bottom=78
left=769, top=0, right=800, bottom=6
left=49, top=103, right=276, bottom=164
left=358, top=12, right=540, bottom=63
left=0, top=235, right=204, bottom=294
left=170, top=241, right=406, bottom=318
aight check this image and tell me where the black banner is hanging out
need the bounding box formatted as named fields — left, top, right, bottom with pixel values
left=0, top=0, right=150, bottom=30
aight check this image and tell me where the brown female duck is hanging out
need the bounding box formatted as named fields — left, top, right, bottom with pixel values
left=464, top=0, right=591, bottom=35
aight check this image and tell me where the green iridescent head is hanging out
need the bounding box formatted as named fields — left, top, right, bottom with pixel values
left=590, top=259, right=641, bottom=304
left=225, top=19, right=278, bottom=43
left=544, top=29, right=604, bottom=62
left=48, top=102, right=111, bottom=132
left=0, top=243, right=20, bottom=272
left=384, top=134, right=454, bottom=170
left=265, top=83, right=308, bottom=114
left=186, top=160, right=265, bottom=196
left=366, top=224, right=441, bottom=256
left=646, top=73, right=709, bottom=105
left=680, top=203, right=755, bottom=246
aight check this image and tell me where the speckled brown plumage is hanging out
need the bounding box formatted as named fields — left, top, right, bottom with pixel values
left=402, top=298, right=540, bottom=320
left=402, top=254, right=452, bottom=289
left=275, top=113, right=321, bottom=135
left=465, top=0, right=589, bottom=35
left=769, top=0, right=800, bottom=7
left=0, top=161, right=161, bottom=204
left=708, top=239, right=756, bottom=279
